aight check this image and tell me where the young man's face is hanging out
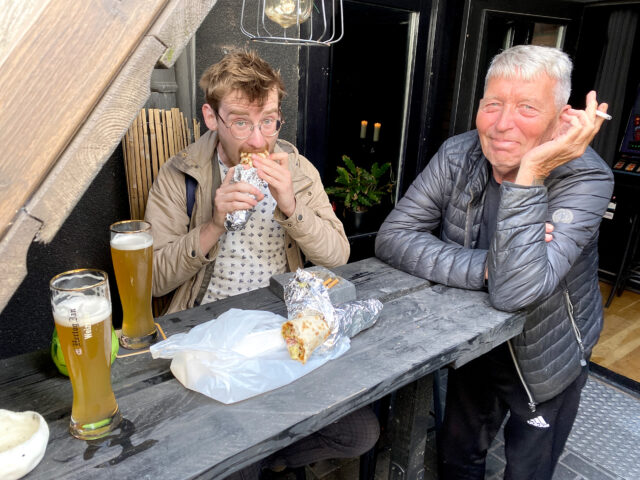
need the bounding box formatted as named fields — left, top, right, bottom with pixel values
left=476, top=73, right=562, bottom=182
left=203, top=88, right=280, bottom=167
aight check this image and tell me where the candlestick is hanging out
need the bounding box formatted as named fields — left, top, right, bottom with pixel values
left=373, top=123, right=381, bottom=142
left=360, top=120, right=368, bottom=139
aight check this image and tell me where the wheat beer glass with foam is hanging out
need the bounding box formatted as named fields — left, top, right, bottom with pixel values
left=50, top=269, right=122, bottom=439
left=110, top=220, right=157, bottom=349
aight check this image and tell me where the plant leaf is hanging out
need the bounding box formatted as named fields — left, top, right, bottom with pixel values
left=327, top=156, right=396, bottom=212
left=342, top=155, right=357, bottom=175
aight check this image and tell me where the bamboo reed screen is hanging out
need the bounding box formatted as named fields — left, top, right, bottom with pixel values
left=121, top=108, right=201, bottom=316
left=121, top=108, right=201, bottom=219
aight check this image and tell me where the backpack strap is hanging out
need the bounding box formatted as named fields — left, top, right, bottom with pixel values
left=185, top=174, right=197, bottom=224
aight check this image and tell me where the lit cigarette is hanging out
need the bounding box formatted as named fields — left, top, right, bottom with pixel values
left=596, top=110, right=612, bottom=121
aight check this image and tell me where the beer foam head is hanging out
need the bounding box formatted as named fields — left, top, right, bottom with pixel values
left=53, top=295, right=111, bottom=327
left=110, top=231, right=153, bottom=250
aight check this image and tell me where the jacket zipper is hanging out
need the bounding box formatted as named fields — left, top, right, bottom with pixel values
left=467, top=173, right=537, bottom=409
left=563, top=289, right=588, bottom=367
left=507, top=339, right=538, bottom=412
left=464, top=190, right=475, bottom=247
left=506, top=290, right=587, bottom=415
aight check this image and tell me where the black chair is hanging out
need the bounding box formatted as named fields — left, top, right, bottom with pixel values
left=605, top=211, right=640, bottom=307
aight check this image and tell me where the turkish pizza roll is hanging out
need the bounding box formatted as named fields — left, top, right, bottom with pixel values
left=239, top=150, right=269, bottom=167
left=282, top=310, right=330, bottom=364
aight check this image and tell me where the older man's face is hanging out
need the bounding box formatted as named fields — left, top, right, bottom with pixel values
left=476, top=73, right=561, bottom=182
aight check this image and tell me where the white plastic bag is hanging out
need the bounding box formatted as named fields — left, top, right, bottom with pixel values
left=149, top=309, right=350, bottom=404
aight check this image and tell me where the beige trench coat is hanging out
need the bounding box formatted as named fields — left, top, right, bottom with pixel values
left=145, top=130, right=349, bottom=314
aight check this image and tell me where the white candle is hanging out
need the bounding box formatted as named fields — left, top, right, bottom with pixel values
left=360, top=120, right=368, bottom=139
left=373, top=123, right=381, bottom=142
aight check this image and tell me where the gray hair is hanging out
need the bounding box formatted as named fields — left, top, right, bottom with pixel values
left=485, top=45, right=572, bottom=110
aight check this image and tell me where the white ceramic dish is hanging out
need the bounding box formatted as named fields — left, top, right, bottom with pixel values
left=0, top=410, right=49, bottom=480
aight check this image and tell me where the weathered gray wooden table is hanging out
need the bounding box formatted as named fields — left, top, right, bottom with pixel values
left=0, top=258, right=525, bottom=479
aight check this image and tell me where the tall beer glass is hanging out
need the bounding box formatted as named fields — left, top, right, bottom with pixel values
left=110, top=220, right=157, bottom=349
left=50, top=269, right=122, bottom=440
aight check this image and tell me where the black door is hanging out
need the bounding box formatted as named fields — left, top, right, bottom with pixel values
left=298, top=0, right=439, bottom=258
left=450, top=0, right=585, bottom=136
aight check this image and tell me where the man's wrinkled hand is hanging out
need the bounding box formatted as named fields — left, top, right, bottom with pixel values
left=517, top=91, right=608, bottom=185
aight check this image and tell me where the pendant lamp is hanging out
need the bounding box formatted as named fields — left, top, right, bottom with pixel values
left=240, top=0, right=344, bottom=46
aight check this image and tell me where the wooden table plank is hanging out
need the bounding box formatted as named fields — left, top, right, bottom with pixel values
left=0, top=258, right=524, bottom=479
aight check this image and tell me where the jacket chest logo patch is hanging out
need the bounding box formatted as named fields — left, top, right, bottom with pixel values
left=552, top=208, right=573, bottom=224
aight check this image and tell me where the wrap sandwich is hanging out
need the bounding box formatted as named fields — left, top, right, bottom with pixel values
left=281, top=310, right=330, bottom=364
left=239, top=150, right=268, bottom=167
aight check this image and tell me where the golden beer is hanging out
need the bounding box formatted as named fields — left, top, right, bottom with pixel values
left=110, top=221, right=157, bottom=349
left=50, top=269, right=121, bottom=440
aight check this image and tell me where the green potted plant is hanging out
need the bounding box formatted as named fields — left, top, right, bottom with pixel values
left=325, top=155, right=394, bottom=233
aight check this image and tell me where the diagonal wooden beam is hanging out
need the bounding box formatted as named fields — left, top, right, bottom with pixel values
left=0, top=0, right=220, bottom=312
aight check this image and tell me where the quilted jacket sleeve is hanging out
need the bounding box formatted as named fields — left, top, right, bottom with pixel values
left=375, top=139, right=487, bottom=290
left=487, top=147, right=614, bottom=312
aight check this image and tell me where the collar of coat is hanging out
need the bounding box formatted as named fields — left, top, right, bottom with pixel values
left=455, top=131, right=491, bottom=207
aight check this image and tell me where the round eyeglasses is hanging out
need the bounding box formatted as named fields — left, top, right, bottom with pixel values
left=216, top=113, right=284, bottom=140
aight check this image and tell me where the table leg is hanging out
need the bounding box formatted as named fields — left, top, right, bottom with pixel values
left=388, top=375, right=434, bottom=480
left=359, top=395, right=392, bottom=480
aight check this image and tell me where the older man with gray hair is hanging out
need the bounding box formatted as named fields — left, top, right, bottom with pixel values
left=376, top=45, right=613, bottom=479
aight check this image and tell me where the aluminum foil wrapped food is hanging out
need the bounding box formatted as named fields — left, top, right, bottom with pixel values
left=224, top=152, right=268, bottom=231
left=282, top=269, right=382, bottom=363
left=283, top=269, right=336, bottom=344
left=333, top=299, right=383, bottom=339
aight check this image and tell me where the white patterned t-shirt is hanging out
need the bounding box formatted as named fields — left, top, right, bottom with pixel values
left=202, top=157, right=287, bottom=303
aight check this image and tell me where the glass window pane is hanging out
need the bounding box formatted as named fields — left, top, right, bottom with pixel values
left=325, top=3, right=414, bottom=234
left=531, top=23, right=566, bottom=49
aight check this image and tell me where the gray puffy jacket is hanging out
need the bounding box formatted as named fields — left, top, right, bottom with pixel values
left=375, top=130, right=613, bottom=407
